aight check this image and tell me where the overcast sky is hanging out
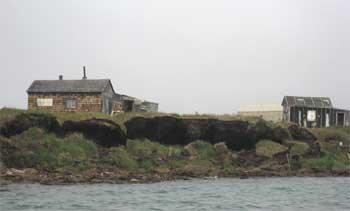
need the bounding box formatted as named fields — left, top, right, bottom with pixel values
left=1, top=0, right=349, bottom=114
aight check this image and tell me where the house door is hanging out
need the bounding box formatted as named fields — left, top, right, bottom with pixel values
left=325, top=113, right=330, bottom=128
left=298, top=111, right=302, bottom=126
left=337, top=113, right=345, bottom=126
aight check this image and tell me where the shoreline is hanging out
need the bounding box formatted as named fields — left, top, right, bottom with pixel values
left=1, top=168, right=349, bottom=186
left=1, top=110, right=349, bottom=187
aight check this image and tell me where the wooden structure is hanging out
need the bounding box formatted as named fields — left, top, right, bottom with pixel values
left=117, top=94, right=158, bottom=113
left=27, top=77, right=116, bottom=114
left=282, top=96, right=349, bottom=128
left=27, top=69, right=158, bottom=114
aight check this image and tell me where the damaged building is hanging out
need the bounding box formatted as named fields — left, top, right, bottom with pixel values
left=282, top=96, right=350, bottom=128
left=27, top=68, right=158, bottom=114
left=238, top=96, right=349, bottom=128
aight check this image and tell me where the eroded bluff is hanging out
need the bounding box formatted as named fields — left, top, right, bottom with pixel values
left=125, top=117, right=292, bottom=150
left=62, top=118, right=126, bottom=147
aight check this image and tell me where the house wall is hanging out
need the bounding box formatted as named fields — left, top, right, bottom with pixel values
left=133, top=101, right=159, bottom=112
left=143, top=102, right=158, bottom=112
left=334, top=109, right=350, bottom=127
left=346, top=111, right=350, bottom=126
left=28, top=93, right=102, bottom=113
left=101, top=83, right=115, bottom=114
left=288, top=106, right=338, bottom=128
left=238, top=111, right=283, bottom=123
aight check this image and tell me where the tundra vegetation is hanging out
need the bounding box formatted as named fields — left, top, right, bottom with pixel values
left=0, top=108, right=349, bottom=184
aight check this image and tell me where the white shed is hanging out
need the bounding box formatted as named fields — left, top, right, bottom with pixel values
left=238, top=104, right=283, bottom=123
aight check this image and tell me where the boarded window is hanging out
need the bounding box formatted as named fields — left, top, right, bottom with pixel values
left=37, top=99, right=53, bottom=107
left=65, top=99, right=77, bottom=109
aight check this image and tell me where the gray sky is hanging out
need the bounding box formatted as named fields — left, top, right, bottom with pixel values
left=1, top=0, right=349, bottom=114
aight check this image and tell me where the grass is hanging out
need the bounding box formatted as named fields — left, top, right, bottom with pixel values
left=185, top=140, right=219, bottom=160
left=255, top=139, right=288, bottom=158
left=309, top=127, right=350, bottom=144
left=0, top=107, right=262, bottom=130
left=104, top=146, right=138, bottom=170
left=1, top=107, right=349, bottom=176
left=0, top=108, right=27, bottom=127
left=126, top=139, right=169, bottom=159
left=0, top=128, right=98, bottom=170
left=318, top=141, right=350, bottom=163
left=0, top=108, right=173, bottom=133
left=302, top=155, right=349, bottom=172
left=287, top=141, right=310, bottom=156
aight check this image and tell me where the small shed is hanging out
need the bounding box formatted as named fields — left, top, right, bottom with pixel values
left=117, top=94, right=158, bottom=113
left=282, top=96, right=349, bottom=128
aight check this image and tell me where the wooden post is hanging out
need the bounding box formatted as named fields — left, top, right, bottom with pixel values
left=286, top=153, right=291, bottom=171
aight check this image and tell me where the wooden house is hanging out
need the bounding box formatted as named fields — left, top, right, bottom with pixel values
left=27, top=69, right=158, bottom=114
left=27, top=76, right=117, bottom=114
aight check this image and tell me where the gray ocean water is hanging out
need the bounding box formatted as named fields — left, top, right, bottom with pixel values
left=0, top=177, right=349, bottom=211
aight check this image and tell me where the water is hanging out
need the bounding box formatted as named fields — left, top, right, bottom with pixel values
left=0, top=177, right=349, bottom=211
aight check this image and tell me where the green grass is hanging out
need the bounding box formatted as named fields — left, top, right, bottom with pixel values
left=0, top=107, right=262, bottom=131
left=126, top=139, right=169, bottom=159
left=287, top=141, right=310, bottom=156
left=302, top=155, right=349, bottom=172
left=104, top=146, right=138, bottom=170
left=318, top=141, right=350, bottom=163
left=0, top=108, right=27, bottom=127
left=0, top=108, right=171, bottom=133
left=2, top=107, right=349, bottom=176
left=167, top=160, right=187, bottom=169
left=187, top=159, right=214, bottom=167
left=0, top=128, right=98, bottom=170
left=310, top=127, right=350, bottom=144
left=185, top=140, right=219, bottom=160
left=255, top=139, right=288, bottom=158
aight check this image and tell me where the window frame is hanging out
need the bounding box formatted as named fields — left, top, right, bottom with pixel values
left=64, top=98, right=78, bottom=110
left=37, top=98, right=53, bottom=107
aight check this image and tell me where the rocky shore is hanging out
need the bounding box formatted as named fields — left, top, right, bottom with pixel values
left=0, top=109, right=349, bottom=185
left=2, top=165, right=349, bottom=186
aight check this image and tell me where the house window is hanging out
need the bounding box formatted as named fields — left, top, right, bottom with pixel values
left=37, top=98, right=53, bottom=107
left=322, top=99, right=330, bottom=105
left=65, top=99, right=77, bottom=109
left=307, top=110, right=316, bottom=121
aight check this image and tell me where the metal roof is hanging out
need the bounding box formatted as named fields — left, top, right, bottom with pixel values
left=282, top=96, right=333, bottom=108
left=27, top=79, right=115, bottom=93
left=239, top=104, right=283, bottom=112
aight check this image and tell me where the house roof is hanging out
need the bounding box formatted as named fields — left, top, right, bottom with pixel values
left=282, top=96, right=333, bottom=108
left=115, top=93, right=158, bottom=104
left=27, top=79, right=115, bottom=93
left=239, top=104, right=283, bottom=112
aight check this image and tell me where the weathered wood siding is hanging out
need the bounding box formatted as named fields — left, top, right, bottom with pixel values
left=28, top=93, right=102, bottom=113
left=286, top=106, right=347, bottom=128
left=101, top=83, right=114, bottom=114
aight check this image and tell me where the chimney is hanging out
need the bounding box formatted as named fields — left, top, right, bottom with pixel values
left=59, top=75, right=63, bottom=80
left=82, top=66, right=87, bottom=80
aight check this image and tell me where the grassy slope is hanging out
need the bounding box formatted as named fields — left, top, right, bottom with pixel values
left=0, top=107, right=261, bottom=131
left=1, top=108, right=349, bottom=179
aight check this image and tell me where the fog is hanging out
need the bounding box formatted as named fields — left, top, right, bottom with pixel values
left=1, top=0, right=349, bottom=113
